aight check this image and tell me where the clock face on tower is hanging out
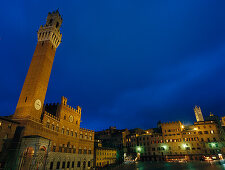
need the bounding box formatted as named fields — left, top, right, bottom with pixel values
left=34, top=99, right=41, bottom=110
left=69, top=115, right=74, bottom=122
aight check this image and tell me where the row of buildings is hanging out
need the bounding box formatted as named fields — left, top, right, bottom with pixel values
left=95, top=106, right=225, bottom=163
left=1, top=10, right=225, bottom=170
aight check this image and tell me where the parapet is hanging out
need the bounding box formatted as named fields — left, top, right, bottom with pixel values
left=47, top=9, right=63, bottom=22
left=161, top=121, right=182, bottom=126
left=44, top=111, right=60, bottom=121
left=80, top=128, right=94, bottom=133
left=61, top=96, right=81, bottom=114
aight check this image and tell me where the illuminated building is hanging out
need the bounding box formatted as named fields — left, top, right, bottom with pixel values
left=94, top=140, right=117, bottom=168
left=0, top=11, right=94, bottom=169
left=125, top=129, right=145, bottom=154
left=136, top=116, right=225, bottom=161
left=194, top=105, right=204, bottom=122
left=95, top=126, right=129, bottom=163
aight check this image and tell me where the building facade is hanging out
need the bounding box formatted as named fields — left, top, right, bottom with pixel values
left=1, top=11, right=94, bottom=170
left=0, top=117, right=21, bottom=168
left=95, top=126, right=129, bottom=163
left=94, top=140, right=117, bottom=168
left=136, top=119, right=225, bottom=161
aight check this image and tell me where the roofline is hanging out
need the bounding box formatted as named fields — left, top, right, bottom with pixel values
left=0, top=116, right=20, bottom=124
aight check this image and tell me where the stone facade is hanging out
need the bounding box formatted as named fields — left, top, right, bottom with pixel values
left=0, top=10, right=94, bottom=170
left=0, top=117, right=21, bottom=168
left=95, top=126, right=129, bottom=163
left=135, top=120, right=225, bottom=161
left=94, top=147, right=117, bottom=167
left=93, top=140, right=117, bottom=168
left=0, top=117, right=20, bottom=153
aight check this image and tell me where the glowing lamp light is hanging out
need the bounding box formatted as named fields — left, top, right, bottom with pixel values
left=218, top=154, right=223, bottom=160
left=182, top=144, right=187, bottom=148
left=181, top=125, right=184, bottom=129
left=211, top=143, right=216, bottom=147
left=193, top=128, right=197, bottom=130
left=136, top=146, right=142, bottom=152
left=162, top=145, right=167, bottom=150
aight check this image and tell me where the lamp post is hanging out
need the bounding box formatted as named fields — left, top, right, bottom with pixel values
left=136, top=146, right=142, bottom=161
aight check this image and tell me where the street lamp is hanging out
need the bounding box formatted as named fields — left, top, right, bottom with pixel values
left=182, top=144, right=188, bottom=149
left=211, top=143, right=216, bottom=148
left=136, top=146, right=142, bottom=153
left=162, top=145, right=167, bottom=150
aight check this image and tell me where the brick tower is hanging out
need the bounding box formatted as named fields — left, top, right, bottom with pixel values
left=13, top=10, right=62, bottom=122
left=194, top=105, right=204, bottom=122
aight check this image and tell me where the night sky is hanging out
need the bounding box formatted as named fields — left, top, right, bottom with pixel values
left=1, top=1, right=225, bottom=131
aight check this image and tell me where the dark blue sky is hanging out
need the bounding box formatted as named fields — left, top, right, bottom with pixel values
left=1, top=0, right=225, bottom=131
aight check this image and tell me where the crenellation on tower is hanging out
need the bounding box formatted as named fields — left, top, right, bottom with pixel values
left=60, top=96, right=81, bottom=114
left=38, top=10, right=62, bottom=48
left=44, top=111, right=60, bottom=122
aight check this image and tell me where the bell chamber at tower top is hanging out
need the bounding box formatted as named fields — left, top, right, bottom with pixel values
left=37, top=10, right=62, bottom=48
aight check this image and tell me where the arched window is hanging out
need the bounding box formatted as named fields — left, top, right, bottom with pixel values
left=77, top=161, right=80, bottom=167
left=50, top=162, right=53, bottom=170
left=39, top=146, right=46, bottom=152
left=52, top=124, right=55, bottom=130
left=80, top=134, right=83, bottom=139
left=53, top=145, right=56, bottom=152
left=67, top=161, right=70, bottom=168
left=46, top=120, right=50, bottom=128
left=56, top=162, right=60, bottom=169
left=88, top=150, right=91, bottom=154
left=73, top=147, right=76, bottom=153
left=56, top=125, right=59, bottom=132
left=62, top=161, right=65, bottom=168
left=49, top=19, right=53, bottom=25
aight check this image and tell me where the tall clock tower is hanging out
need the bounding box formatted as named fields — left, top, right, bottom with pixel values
left=13, top=10, right=62, bottom=122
